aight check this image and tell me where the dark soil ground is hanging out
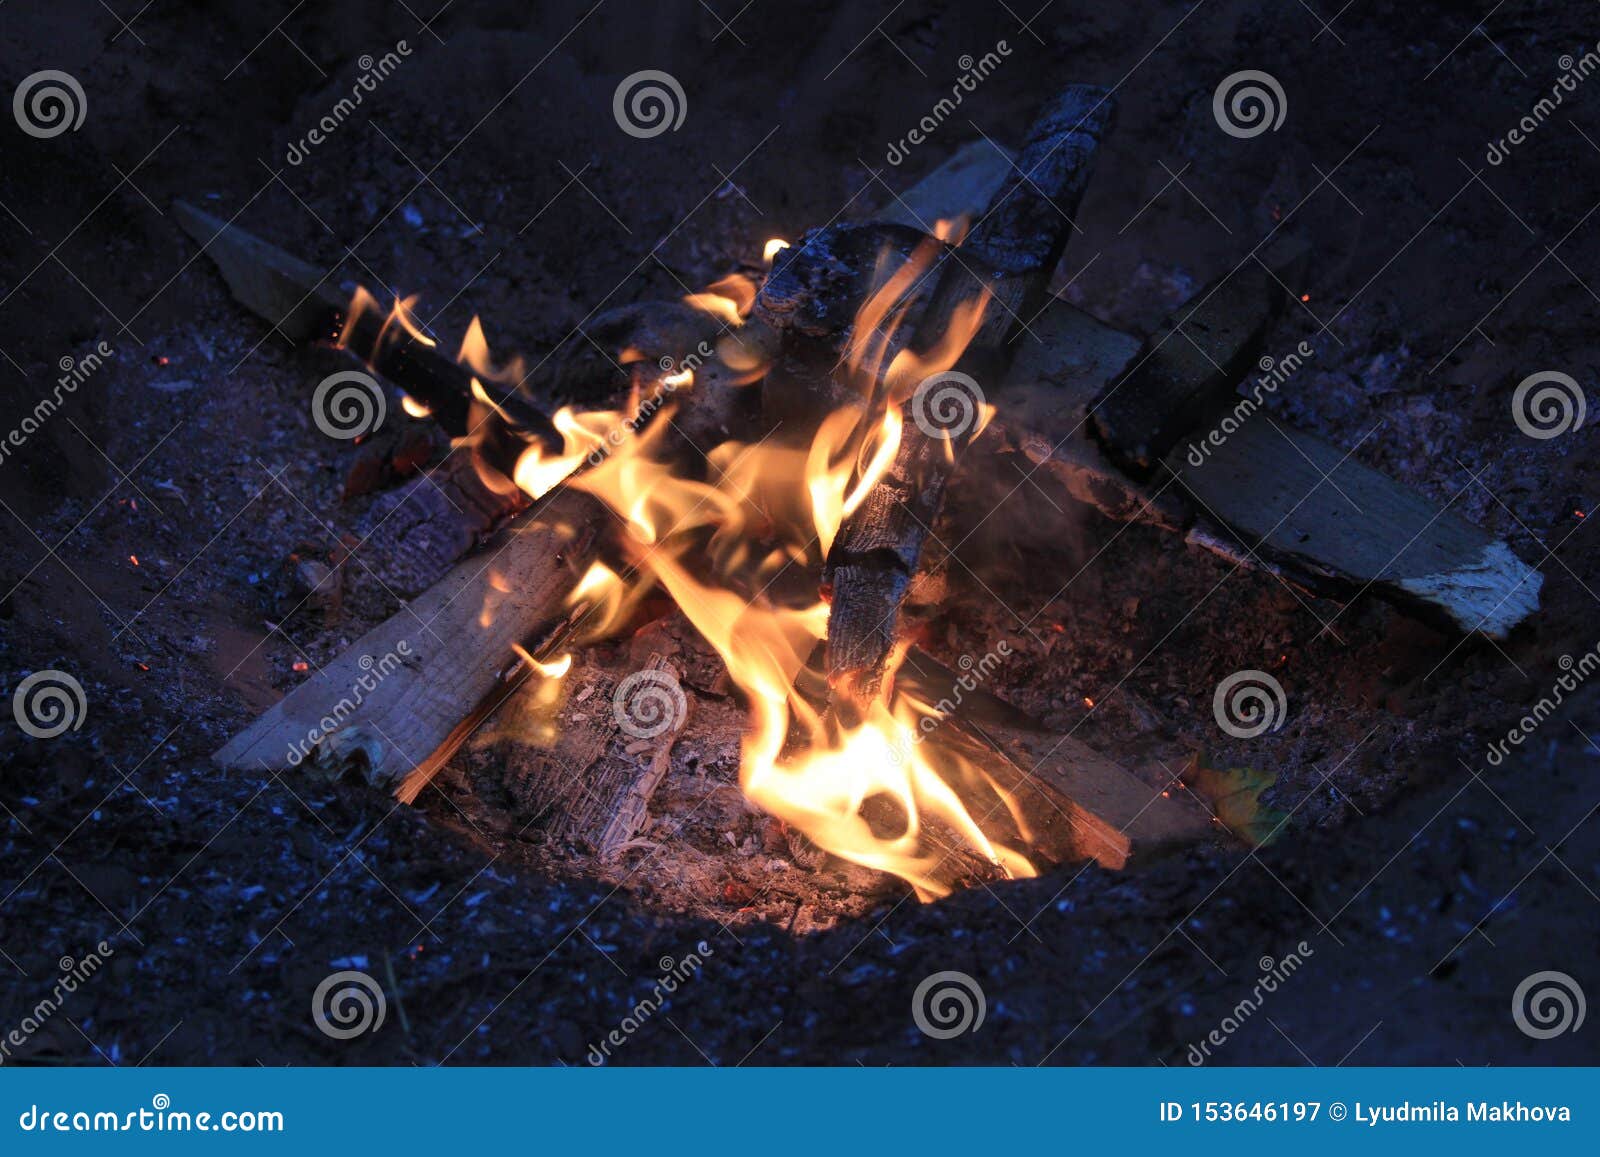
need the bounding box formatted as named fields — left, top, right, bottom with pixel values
left=1, top=0, right=1597, bottom=1065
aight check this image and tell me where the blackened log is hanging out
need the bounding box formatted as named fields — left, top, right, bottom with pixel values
left=1088, top=240, right=1308, bottom=476
left=824, top=85, right=1115, bottom=704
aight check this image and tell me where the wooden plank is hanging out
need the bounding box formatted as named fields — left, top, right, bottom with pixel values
left=871, top=140, right=1012, bottom=231
left=463, top=653, right=690, bottom=857
left=990, top=299, right=1191, bottom=527
left=895, top=652, right=1213, bottom=867
left=213, top=490, right=602, bottom=782
left=1089, top=244, right=1306, bottom=476
left=1169, top=416, right=1542, bottom=638
left=824, top=86, right=1115, bottom=703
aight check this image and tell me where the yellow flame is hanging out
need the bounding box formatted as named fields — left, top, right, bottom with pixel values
left=564, top=374, right=1027, bottom=899
left=383, top=247, right=1023, bottom=899
left=763, top=237, right=791, bottom=264
left=512, top=644, right=573, bottom=679
left=401, top=394, right=432, bottom=419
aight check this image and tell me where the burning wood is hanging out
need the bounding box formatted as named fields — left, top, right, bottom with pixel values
left=202, top=75, right=1542, bottom=904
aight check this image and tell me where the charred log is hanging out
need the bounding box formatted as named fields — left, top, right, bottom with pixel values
left=823, top=84, right=1116, bottom=705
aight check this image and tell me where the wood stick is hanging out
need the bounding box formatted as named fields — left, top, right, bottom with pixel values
left=213, top=490, right=604, bottom=783
left=824, top=85, right=1115, bottom=704
left=1088, top=240, right=1308, bottom=476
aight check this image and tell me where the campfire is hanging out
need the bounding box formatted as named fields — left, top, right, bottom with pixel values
left=197, top=83, right=1540, bottom=916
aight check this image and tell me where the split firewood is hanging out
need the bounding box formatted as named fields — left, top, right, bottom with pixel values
left=757, top=163, right=1541, bottom=639
left=1088, top=240, right=1309, bottom=476
left=894, top=653, right=1213, bottom=868
left=824, top=84, right=1116, bottom=706
left=461, top=652, right=691, bottom=858
left=1169, top=416, right=1543, bottom=637
left=173, top=200, right=549, bottom=438
left=213, top=490, right=604, bottom=785
left=353, top=441, right=532, bottom=598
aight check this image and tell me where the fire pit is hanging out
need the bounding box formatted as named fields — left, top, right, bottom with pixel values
left=198, top=84, right=1538, bottom=923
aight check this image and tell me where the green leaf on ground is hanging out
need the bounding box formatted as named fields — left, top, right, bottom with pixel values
left=1182, top=751, right=1290, bottom=847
